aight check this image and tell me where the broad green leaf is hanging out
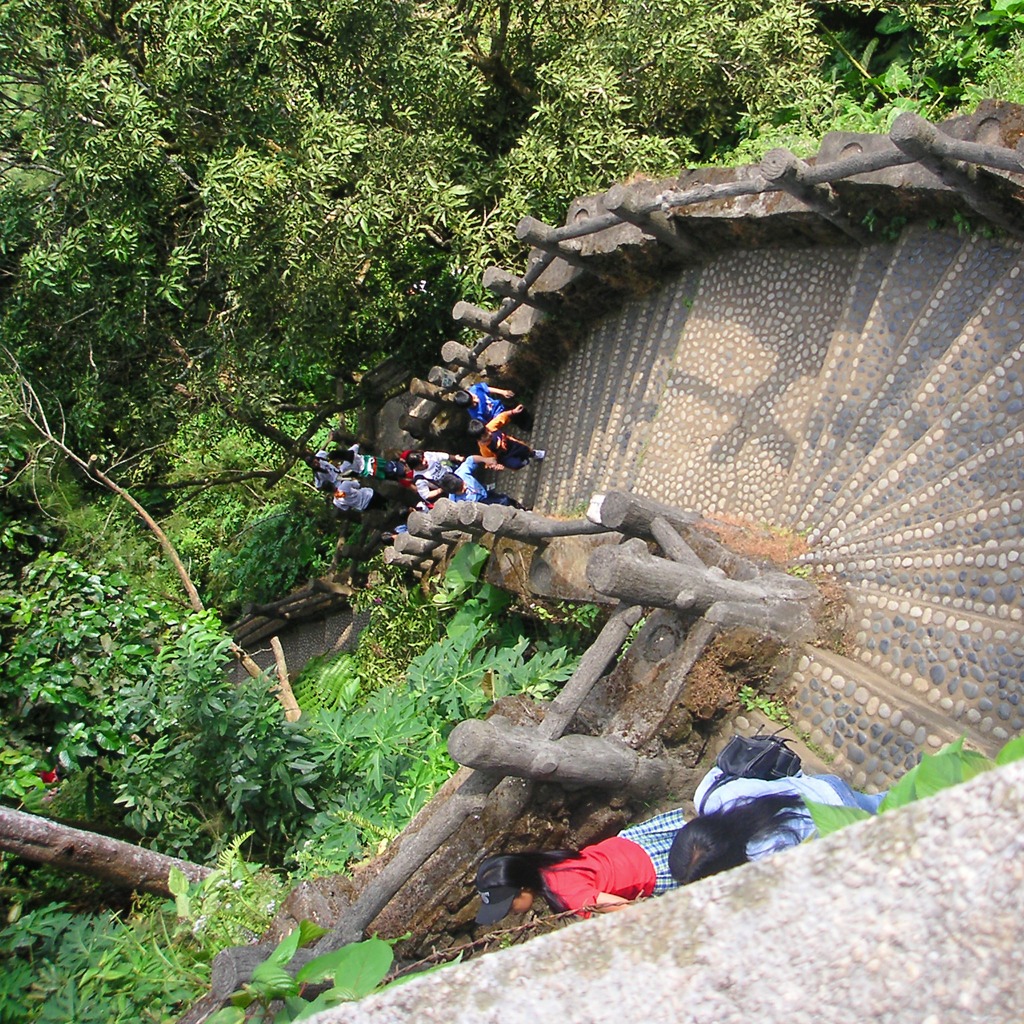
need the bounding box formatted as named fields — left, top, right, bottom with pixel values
left=996, top=735, right=1024, bottom=765
left=249, top=962, right=298, bottom=999
left=167, top=866, right=188, bottom=897
left=912, top=750, right=964, bottom=798
left=296, top=936, right=393, bottom=996
left=266, top=926, right=303, bottom=967
left=297, top=919, right=330, bottom=947
left=804, top=801, right=871, bottom=837
left=879, top=766, right=919, bottom=812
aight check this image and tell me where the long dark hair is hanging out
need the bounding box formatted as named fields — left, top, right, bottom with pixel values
left=476, top=850, right=582, bottom=912
left=668, top=795, right=808, bottom=884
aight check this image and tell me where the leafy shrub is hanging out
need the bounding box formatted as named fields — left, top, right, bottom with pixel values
left=0, top=902, right=201, bottom=1024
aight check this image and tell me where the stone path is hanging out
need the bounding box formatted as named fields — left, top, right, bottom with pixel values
left=504, top=227, right=1024, bottom=790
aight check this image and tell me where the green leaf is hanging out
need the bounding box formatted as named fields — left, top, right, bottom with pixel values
left=249, top=962, right=298, bottom=999
left=912, top=749, right=965, bottom=798
left=996, top=735, right=1024, bottom=765
left=207, top=1009, right=246, bottom=1024
left=266, top=926, right=302, bottom=967
left=167, top=866, right=188, bottom=897
left=804, top=801, right=871, bottom=838
left=297, top=919, right=330, bottom=947
left=295, top=936, right=393, bottom=996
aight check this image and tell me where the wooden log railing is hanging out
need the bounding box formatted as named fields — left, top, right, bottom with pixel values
left=433, top=110, right=1024, bottom=384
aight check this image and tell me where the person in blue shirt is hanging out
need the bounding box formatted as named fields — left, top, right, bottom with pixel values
left=453, top=383, right=534, bottom=431
left=438, top=456, right=525, bottom=508
left=668, top=767, right=885, bottom=884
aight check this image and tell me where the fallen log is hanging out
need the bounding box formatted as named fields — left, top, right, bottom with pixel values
left=0, top=807, right=210, bottom=897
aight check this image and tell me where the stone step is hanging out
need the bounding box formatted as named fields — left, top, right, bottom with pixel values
left=614, top=266, right=704, bottom=489
left=789, top=645, right=974, bottom=791
left=805, top=490, right=1024, bottom=562
left=845, top=585, right=1024, bottom=750
left=795, top=234, right=1020, bottom=533
left=788, top=226, right=966, bottom=531
left=633, top=244, right=859, bottom=519
left=811, top=342, right=1024, bottom=544
left=816, top=540, right=1024, bottom=621
left=575, top=284, right=685, bottom=501
left=808, top=253, right=1024, bottom=538
left=776, top=243, right=897, bottom=526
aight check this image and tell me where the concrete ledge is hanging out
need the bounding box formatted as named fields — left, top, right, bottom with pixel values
left=312, top=759, right=1024, bottom=1024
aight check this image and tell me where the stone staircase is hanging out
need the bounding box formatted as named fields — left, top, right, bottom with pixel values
left=506, top=226, right=1024, bottom=790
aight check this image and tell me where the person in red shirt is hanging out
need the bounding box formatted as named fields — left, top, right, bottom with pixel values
left=474, top=808, right=686, bottom=923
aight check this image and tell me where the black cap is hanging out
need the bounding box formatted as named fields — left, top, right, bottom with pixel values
left=475, top=884, right=520, bottom=925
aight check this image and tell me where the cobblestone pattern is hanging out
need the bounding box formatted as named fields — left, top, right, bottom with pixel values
left=776, top=243, right=895, bottom=523
left=808, top=254, right=1024, bottom=543
left=789, top=648, right=954, bottom=790
left=632, top=246, right=857, bottom=517
left=790, top=227, right=965, bottom=529
left=511, top=229, right=1023, bottom=783
left=522, top=271, right=700, bottom=513
left=797, top=234, right=1021, bottom=533
left=814, top=341, right=1024, bottom=545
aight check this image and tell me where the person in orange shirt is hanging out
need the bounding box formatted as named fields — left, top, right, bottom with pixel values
left=469, top=404, right=545, bottom=469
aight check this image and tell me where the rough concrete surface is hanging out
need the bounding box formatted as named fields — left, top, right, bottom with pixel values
left=309, top=759, right=1024, bottom=1024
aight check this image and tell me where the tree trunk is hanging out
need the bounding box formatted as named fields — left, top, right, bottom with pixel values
left=0, top=807, right=210, bottom=897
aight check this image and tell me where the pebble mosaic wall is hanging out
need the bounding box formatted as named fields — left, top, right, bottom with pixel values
left=514, top=228, right=1023, bottom=781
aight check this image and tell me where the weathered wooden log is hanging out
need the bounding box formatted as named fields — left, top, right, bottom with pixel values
left=588, top=491, right=699, bottom=537
left=441, top=339, right=515, bottom=369
left=587, top=538, right=818, bottom=638
left=515, top=217, right=593, bottom=270
left=393, top=533, right=441, bottom=557
left=759, top=148, right=871, bottom=243
left=451, top=301, right=518, bottom=339
left=382, top=548, right=427, bottom=569
left=482, top=267, right=560, bottom=314
left=269, top=636, right=301, bottom=722
left=479, top=504, right=613, bottom=541
left=890, top=112, right=1024, bottom=236
left=448, top=716, right=674, bottom=794
left=410, top=377, right=446, bottom=401
left=649, top=516, right=705, bottom=570
left=456, top=501, right=489, bottom=530
left=539, top=603, right=643, bottom=741
left=604, top=183, right=702, bottom=257
left=0, top=806, right=211, bottom=897
left=424, top=499, right=465, bottom=532
left=591, top=492, right=758, bottom=579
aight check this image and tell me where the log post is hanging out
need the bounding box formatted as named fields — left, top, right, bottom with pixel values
left=447, top=716, right=674, bottom=794
left=890, top=112, right=1024, bottom=237
left=759, top=148, right=871, bottom=243
left=515, top=217, right=593, bottom=270
left=269, top=636, right=301, bottom=722
left=451, top=301, right=519, bottom=339
left=586, top=539, right=819, bottom=639
left=482, top=267, right=560, bottom=314
left=479, top=505, right=613, bottom=541
left=604, top=183, right=702, bottom=257
left=588, top=491, right=699, bottom=537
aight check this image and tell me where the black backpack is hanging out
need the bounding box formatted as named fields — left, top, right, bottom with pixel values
left=698, top=730, right=802, bottom=814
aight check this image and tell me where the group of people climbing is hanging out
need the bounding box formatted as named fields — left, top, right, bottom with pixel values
left=305, top=381, right=544, bottom=525
left=474, top=751, right=884, bottom=923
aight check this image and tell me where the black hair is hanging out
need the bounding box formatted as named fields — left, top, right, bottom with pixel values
left=327, top=447, right=351, bottom=462
left=466, top=418, right=486, bottom=437
left=668, top=794, right=808, bottom=885
left=405, top=451, right=427, bottom=470
left=439, top=473, right=463, bottom=494
left=476, top=851, right=582, bottom=913
left=453, top=390, right=471, bottom=407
